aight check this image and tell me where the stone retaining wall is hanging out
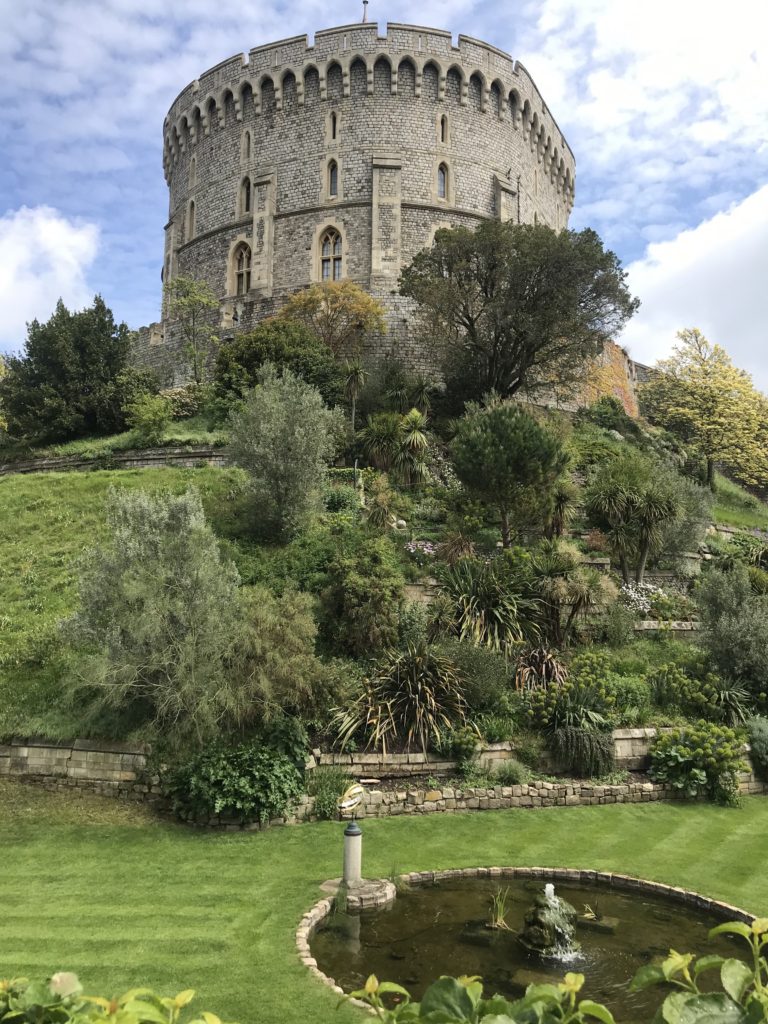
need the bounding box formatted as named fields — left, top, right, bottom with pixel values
left=0, top=446, right=226, bottom=476
left=4, top=734, right=765, bottom=829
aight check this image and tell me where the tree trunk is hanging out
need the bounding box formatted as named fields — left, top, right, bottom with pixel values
left=707, top=456, right=715, bottom=490
left=620, top=555, right=630, bottom=585
left=500, top=507, right=511, bottom=549
left=635, top=543, right=650, bottom=585
left=351, top=396, right=356, bottom=435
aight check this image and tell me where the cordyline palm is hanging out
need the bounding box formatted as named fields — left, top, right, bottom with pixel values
left=585, top=482, right=636, bottom=584
left=634, top=487, right=679, bottom=584
left=529, top=540, right=608, bottom=645
left=393, top=408, right=429, bottom=487
left=359, top=412, right=402, bottom=471
left=343, top=360, right=367, bottom=435
left=437, top=557, right=539, bottom=655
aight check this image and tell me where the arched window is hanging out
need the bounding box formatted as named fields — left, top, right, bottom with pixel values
left=320, top=227, right=342, bottom=281
left=440, top=115, right=447, bottom=143
left=189, top=156, right=197, bottom=188
left=234, top=242, right=251, bottom=295
left=186, top=200, right=196, bottom=239
left=242, top=130, right=251, bottom=161
left=328, top=160, right=338, bottom=198
left=241, top=176, right=251, bottom=215
left=331, top=111, right=338, bottom=140
left=437, top=164, right=447, bottom=200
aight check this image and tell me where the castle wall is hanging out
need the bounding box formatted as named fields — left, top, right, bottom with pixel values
left=135, top=23, right=575, bottom=382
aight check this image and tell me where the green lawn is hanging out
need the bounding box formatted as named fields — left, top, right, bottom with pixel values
left=0, top=467, right=249, bottom=738
left=3, top=782, right=768, bottom=1024
left=712, top=472, right=768, bottom=531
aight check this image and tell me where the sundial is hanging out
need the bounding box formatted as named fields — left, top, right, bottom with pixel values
left=337, top=783, right=365, bottom=815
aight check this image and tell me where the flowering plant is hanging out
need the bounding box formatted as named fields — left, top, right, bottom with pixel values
left=405, top=540, right=437, bottom=568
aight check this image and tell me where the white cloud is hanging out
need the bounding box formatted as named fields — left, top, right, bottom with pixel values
left=619, top=184, right=768, bottom=391
left=0, top=206, right=100, bottom=351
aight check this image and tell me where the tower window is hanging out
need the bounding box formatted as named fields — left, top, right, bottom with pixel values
left=241, top=176, right=251, bottom=215
left=328, top=160, right=338, bottom=198
left=320, top=227, right=342, bottom=281
left=186, top=200, right=196, bottom=239
left=331, top=111, right=338, bottom=140
left=242, top=130, right=251, bottom=161
left=440, top=115, right=447, bottom=143
left=234, top=242, right=252, bottom=295
left=437, top=164, right=447, bottom=200
left=189, top=156, right=197, bottom=187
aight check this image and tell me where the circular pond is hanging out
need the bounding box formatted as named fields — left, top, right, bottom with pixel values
left=310, top=874, right=745, bottom=1023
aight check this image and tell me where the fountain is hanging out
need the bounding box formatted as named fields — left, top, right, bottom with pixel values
left=518, top=883, right=581, bottom=958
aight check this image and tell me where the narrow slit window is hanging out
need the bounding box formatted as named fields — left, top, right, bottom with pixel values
left=243, top=131, right=251, bottom=160
left=241, top=176, right=251, bottom=214
left=320, top=228, right=342, bottom=281
left=440, top=115, right=447, bottom=143
left=437, top=164, right=447, bottom=200
left=331, top=112, right=337, bottom=139
left=328, top=160, right=338, bottom=197
left=187, top=200, right=196, bottom=238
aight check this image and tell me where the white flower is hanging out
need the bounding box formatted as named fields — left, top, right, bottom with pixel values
left=49, top=973, right=81, bottom=998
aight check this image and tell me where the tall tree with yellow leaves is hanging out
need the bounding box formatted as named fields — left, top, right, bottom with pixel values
left=640, top=328, right=764, bottom=488
left=277, top=280, right=386, bottom=357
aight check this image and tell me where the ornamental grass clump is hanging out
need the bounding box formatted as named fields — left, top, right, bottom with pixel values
left=649, top=721, right=746, bottom=805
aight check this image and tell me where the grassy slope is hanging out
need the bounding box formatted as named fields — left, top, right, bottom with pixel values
left=712, top=472, right=768, bottom=531
left=3, top=782, right=768, bottom=1024
left=0, top=467, right=249, bottom=738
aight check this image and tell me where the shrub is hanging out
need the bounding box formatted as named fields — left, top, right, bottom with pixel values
left=320, top=533, right=405, bottom=657
left=126, top=392, right=172, bottom=445
left=165, top=742, right=304, bottom=823
left=699, top=566, right=768, bottom=702
left=323, top=484, right=359, bottom=514
left=647, top=663, right=719, bottom=719
left=447, top=724, right=480, bottom=774
left=513, top=645, right=568, bottom=691
left=524, top=651, right=614, bottom=731
left=0, top=974, right=231, bottom=1024
left=160, top=383, right=210, bottom=419
left=307, top=765, right=351, bottom=821
left=551, top=725, right=614, bottom=778
left=436, top=558, right=538, bottom=654
left=476, top=712, right=516, bottom=743
left=649, top=721, right=746, bottom=805
left=398, top=601, right=430, bottom=648
left=747, top=717, right=768, bottom=781
left=334, top=641, right=467, bottom=753
left=440, top=641, right=515, bottom=716
left=492, top=758, right=530, bottom=785
left=512, top=730, right=547, bottom=769
left=603, top=673, right=652, bottom=726
left=600, top=603, right=636, bottom=647
left=227, top=364, right=344, bottom=539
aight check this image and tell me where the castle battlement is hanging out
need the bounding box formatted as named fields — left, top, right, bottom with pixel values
left=163, top=22, right=574, bottom=200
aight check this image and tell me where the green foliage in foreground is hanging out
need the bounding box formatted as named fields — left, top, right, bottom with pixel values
left=0, top=974, right=233, bottom=1024
left=344, top=917, right=768, bottom=1024
left=5, top=784, right=768, bottom=1024
left=649, top=721, right=746, bottom=805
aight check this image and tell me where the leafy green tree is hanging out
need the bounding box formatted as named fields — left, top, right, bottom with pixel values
left=68, top=487, right=324, bottom=747
left=399, top=221, right=638, bottom=406
left=640, top=328, right=764, bottom=488
left=359, top=408, right=429, bottom=486
left=0, top=296, right=152, bottom=442
left=451, top=402, right=568, bottom=547
left=214, top=319, right=343, bottom=405
left=227, top=363, right=344, bottom=539
left=585, top=451, right=686, bottom=584
left=165, top=276, right=219, bottom=384
left=699, top=565, right=768, bottom=703
left=276, top=279, right=386, bottom=356
left=126, top=393, right=172, bottom=445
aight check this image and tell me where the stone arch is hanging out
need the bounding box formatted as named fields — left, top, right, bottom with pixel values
left=509, top=89, right=522, bottom=127
left=282, top=70, right=297, bottom=111
left=490, top=80, right=504, bottom=117
left=189, top=105, right=202, bottom=142
left=241, top=129, right=252, bottom=163
left=203, top=95, right=218, bottom=134
left=422, top=59, right=440, bottom=101
left=446, top=64, right=463, bottom=104
left=221, top=87, right=236, bottom=125
left=350, top=56, right=367, bottom=97
left=238, top=81, right=253, bottom=121
left=326, top=60, right=343, bottom=101
left=522, top=98, right=533, bottom=136
left=373, top=55, right=391, bottom=94
left=312, top=221, right=346, bottom=282
left=227, top=236, right=252, bottom=296
left=303, top=65, right=321, bottom=104
left=176, top=116, right=190, bottom=151
left=257, top=74, right=276, bottom=114
left=398, top=56, right=416, bottom=97
left=468, top=71, right=484, bottom=112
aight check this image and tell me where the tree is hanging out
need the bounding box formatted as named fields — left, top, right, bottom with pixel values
left=343, top=359, right=368, bottom=434
left=640, top=328, right=764, bottom=488
left=165, top=276, right=219, bottom=384
left=276, top=280, right=386, bottom=356
left=214, top=319, right=344, bottom=405
left=451, top=402, right=569, bottom=547
left=227, top=363, right=344, bottom=538
left=585, top=451, right=686, bottom=584
left=0, top=355, right=7, bottom=434
left=0, top=296, right=153, bottom=442
left=68, top=487, right=324, bottom=746
left=359, top=408, right=429, bottom=486
left=399, top=221, right=638, bottom=406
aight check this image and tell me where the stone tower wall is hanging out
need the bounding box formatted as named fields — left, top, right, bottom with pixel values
left=136, top=23, right=575, bottom=381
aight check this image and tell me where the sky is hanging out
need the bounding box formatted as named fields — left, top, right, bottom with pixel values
left=0, top=0, right=766, bottom=384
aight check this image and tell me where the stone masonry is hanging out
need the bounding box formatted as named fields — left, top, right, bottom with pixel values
left=134, top=22, right=575, bottom=382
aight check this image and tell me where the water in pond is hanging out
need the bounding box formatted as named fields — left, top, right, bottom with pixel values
left=311, top=878, right=740, bottom=1023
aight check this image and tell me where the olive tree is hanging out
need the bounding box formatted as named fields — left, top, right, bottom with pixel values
left=227, top=363, right=344, bottom=538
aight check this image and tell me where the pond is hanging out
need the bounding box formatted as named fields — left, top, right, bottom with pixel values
left=311, top=877, right=740, bottom=1022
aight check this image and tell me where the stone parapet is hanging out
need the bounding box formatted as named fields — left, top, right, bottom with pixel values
left=0, top=446, right=226, bottom=477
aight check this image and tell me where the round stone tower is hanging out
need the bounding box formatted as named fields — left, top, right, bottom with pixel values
left=141, top=22, right=575, bottom=377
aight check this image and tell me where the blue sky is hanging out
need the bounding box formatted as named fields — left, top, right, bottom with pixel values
left=1, top=0, right=766, bottom=383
